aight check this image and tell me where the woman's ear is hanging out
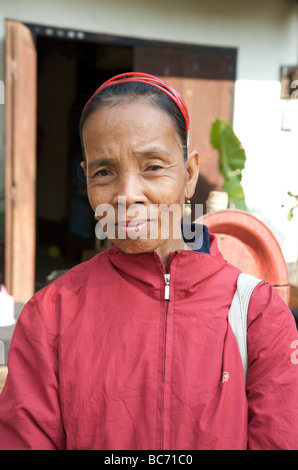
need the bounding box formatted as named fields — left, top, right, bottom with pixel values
left=185, top=150, right=200, bottom=198
left=80, top=161, right=86, bottom=175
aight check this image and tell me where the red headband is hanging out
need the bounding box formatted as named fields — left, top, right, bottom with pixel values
left=82, top=72, right=189, bottom=136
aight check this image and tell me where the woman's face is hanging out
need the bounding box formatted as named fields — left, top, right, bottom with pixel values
left=82, top=98, right=199, bottom=260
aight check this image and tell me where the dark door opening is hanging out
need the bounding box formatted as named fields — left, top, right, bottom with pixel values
left=35, top=36, right=133, bottom=290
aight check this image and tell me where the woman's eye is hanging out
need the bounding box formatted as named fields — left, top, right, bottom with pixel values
left=96, top=168, right=112, bottom=177
left=146, top=165, right=163, bottom=172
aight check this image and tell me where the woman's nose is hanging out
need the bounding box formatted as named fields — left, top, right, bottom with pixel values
left=112, top=173, right=147, bottom=208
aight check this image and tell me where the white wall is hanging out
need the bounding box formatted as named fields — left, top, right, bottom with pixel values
left=234, top=81, right=298, bottom=272
left=1, top=0, right=297, bottom=80
left=0, top=0, right=298, bottom=275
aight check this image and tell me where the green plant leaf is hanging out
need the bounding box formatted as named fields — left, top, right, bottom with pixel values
left=222, top=176, right=247, bottom=210
left=287, top=205, right=298, bottom=221
left=286, top=192, right=298, bottom=221
left=210, top=118, right=247, bottom=210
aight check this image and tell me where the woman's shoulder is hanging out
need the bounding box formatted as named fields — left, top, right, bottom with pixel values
left=27, top=248, right=113, bottom=306
left=52, top=247, right=113, bottom=286
left=15, top=249, right=114, bottom=333
left=246, top=280, right=298, bottom=349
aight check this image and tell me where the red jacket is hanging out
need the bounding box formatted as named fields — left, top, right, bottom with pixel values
left=0, top=231, right=298, bottom=450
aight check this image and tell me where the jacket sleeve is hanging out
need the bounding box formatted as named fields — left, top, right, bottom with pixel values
left=246, top=282, right=298, bottom=450
left=0, top=291, right=66, bottom=450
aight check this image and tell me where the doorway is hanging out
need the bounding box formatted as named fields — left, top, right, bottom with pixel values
left=35, top=36, right=134, bottom=290
left=5, top=20, right=237, bottom=301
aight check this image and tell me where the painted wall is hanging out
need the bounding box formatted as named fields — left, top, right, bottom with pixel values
left=0, top=0, right=298, bottom=277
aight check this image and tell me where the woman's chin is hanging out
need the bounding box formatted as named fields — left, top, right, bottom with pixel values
left=111, top=238, right=164, bottom=255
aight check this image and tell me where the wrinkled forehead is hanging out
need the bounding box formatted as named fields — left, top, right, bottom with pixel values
left=82, top=100, right=184, bottom=163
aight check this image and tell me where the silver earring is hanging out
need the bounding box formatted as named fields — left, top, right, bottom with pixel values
left=184, top=197, right=192, bottom=216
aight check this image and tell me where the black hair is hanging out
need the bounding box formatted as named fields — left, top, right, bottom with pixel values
left=79, top=81, right=188, bottom=162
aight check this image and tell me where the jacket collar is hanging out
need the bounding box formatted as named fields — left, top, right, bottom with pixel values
left=107, top=225, right=227, bottom=300
left=181, top=223, right=210, bottom=254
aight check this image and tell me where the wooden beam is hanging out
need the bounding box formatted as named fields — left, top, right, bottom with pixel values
left=5, top=21, right=37, bottom=303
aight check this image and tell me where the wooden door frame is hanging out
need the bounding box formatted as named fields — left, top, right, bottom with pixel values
left=5, top=20, right=237, bottom=302
left=5, top=20, right=37, bottom=303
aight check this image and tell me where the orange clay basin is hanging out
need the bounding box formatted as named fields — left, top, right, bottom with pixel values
left=196, top=209, right=290, bottom=305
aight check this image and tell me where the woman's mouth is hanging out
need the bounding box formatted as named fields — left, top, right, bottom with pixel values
left=116, top=220, right=153, bottom=237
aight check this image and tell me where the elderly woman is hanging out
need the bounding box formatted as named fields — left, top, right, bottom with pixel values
left=0, top=73, right=298, bottom=450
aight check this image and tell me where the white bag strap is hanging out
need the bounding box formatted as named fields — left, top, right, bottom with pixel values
left=228, top=273, right=262, bottom=384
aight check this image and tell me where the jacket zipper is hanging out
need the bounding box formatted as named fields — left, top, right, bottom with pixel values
left=163, top=273, right=170, bottom=376
left=154, top=251, right=175, bottom=450
left=161, top=273, right=171, bottom=449
left=164, top=274, right=170, bottom=301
